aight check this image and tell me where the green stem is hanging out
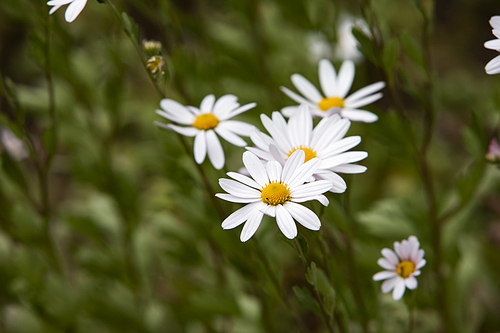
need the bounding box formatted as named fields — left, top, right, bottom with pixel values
left=293, top=238, right=336, bottom=333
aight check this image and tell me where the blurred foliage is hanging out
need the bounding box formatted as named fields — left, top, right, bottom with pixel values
left=0, top=0, right=500, bottom=332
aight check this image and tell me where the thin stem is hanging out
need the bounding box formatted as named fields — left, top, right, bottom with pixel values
left=253, top=239, right=312, bottom=333
left=293, top=238, right=336, bottom=333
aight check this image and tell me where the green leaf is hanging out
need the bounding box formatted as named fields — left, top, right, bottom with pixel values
left=297, top=233, right=308, bottom=258
left=382, top=37, right=400, bottom=74
left=292, top=286, right=320, bottom=313
left=400, top=31, right=425, bottom=68
left=306, top=261, right=317, bottom=286
left=352, top=27, right=378, bottom=65
left=121, top=12, right=139, bottom=43
left=456, top=159, right=486, bottom=206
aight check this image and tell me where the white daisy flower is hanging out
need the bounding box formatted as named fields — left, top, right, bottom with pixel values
left=47, top=0, right=88, bottom=23
left=216, top=150, right=332, bottom=242
left=484, top=16, right=500, bottom=75
left=247, top=105, right=367, bottom=193
left=335, top=15, right=369, bottom=63
left=280, top=59, right=385, bottom=123
left=155, top=94, right=256, bottom=170
left=373, top=236, right=426, bottom=301
left=0, top=128, right=28, bottom=161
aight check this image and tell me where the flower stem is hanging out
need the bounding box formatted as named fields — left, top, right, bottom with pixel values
left=293, top=238, right=336, bottom=333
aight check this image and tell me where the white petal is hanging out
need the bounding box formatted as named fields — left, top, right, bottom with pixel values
left=377, top=258, right=396, bottom=271
left=491, top=16, right=500, bottom=30
left=381, top=248, right=399, bottom=266
left=280, top=86, right=316, bottom=107
left=319, top=155, right=351, bottom=170
left=260, top=113, right=292, bottom=153
left=282, top=149, right=305, bottom=184
left=321, top=136, right=361, bottom=158
left=287, top=105, right=312, bottom=148
left=381, top=277, right=398, bottom=293
left=159, top=99, right=195, bottom=124
left=223, top=103, right=257, bottom=120
left=215, top=127, right=247, bottom=147
left=340, top=109, right=378, bottom=123
left=227, top=172, right=261, bottom=189
left=346, top=93, right=383, bottom=109
left=330, top=164, right=367, bottom=174
left=269, top=144, right=286, bottom=165
left=206, top=130, right=225, bottom=170
left=200, top=94, right=216, bottom=113
left=260, top=205, right=276, bottom=217
left=405, top=276, right=418, bottom=290
left=345, top=81, right=385, bottom=104
left=49, top=4, right=64, bottom=14
left=250, top=128, right=275, bottom=150
left=416, top=258, right=426, bottom=270
left=373, top=270, right=397, bottom=281
left=240, top=208, right=264, bottom=242
left=193, top=131, right=207, bottom=164
left=215, top=193, right=259, bottom=203
left=155, top=123, right=198, bottom=137
left=245, top=147, right=274, bottom=161
left=287, top=158, right=321, bottom=189
left=219, top=179, right=261, bottom=198
left=243, top=151, right=269, bottom=187
left=485, top=55, right=500, bottom=75
left=291, top=74, right=323, bottom=103
left=266, top=161, right=282, bottom=182
left=284, top=202, right=321, bottom=230
left=65, top=0, right=87, bottom=22
left=392, top=280, right=406, bottom=301
left=212, top=94, right=238, bottom=117
left=485, top=39, right=500, bottom=50
left=276, top=205, right=298, bottom=239
left=47, top=0, right=73, bottom=5
left=313, top=118, right=351, bottom=153
left=221, top=202, right=262, bottom=229
left=291, top=194, right=329, bottom=206
left=315, top=171, right=347, bottom=193
left=319, top=59, right=337, bottom=97
left=281, top=105, right=300, bottom=118
left=291, top=180, right=332, bottom=198
left=336, top=60, right=355, bottom=98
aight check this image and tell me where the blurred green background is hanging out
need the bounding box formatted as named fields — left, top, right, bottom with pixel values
left=1, top=0, right=500, bottom=332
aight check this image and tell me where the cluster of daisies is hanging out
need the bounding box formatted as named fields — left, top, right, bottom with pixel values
left=48, top=1, right=500, bottom=302
left=155, top=59, right=425, bottom=301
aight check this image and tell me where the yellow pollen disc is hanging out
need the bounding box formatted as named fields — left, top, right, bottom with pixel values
left=261, top=181, right=291, bottom=206
left=288, top=146, right=317, bottom=162
left=192, top=113, right=219, bottom=130
left=318, top=97, right=344, bottom=111
left=397, top=260, right=416, bottom=279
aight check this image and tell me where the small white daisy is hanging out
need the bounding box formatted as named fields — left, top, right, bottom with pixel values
left=373, top=236, right=426, bottom=301
left=216, top=150, right=332, bottom=242
left=484, top=16, right=500, bottom=75
left=47, top=0, right=88, bottom=23
left=155, top=94, right=256, bottom=170
left=335, top=15, right=369, bottom=63
left=280, top=59, right=385, bottom=123
left=247, top=105, right=367, bottom=193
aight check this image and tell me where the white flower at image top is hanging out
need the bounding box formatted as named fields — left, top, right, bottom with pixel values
left=155, top=94, right=256, bottom=170
left=334, top=15, right=370, bottom=63
left=247, top=105, right=367, bottom=193
left=280, top=59, right=385, bottom=123
left=47, top=0, right=88, bottom=23
left=216, top=150, right=332, bottom=242
left=484, top=16, right=500, bottom=75
left=373, top=236, right=426, bottom=301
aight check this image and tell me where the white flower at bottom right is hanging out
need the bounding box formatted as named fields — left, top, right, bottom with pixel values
left=373, top=235, right=426, bottom=301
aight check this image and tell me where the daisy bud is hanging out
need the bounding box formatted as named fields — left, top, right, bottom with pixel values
left=143, top=39, right=162, bottom=57
left=486, top=138, right=500, bottom=163
left=146, top=56, right=165, bottom=75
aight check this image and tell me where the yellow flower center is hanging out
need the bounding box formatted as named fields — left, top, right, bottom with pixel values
left=318, top=97, right=344, bottom=111
left=397, top=260, right=416, bottom=279
left=288, top=146, right=317, bottom=162
left=192, top=114, right=219, bottom=130
left=261, top=181, right=291, bottom=206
